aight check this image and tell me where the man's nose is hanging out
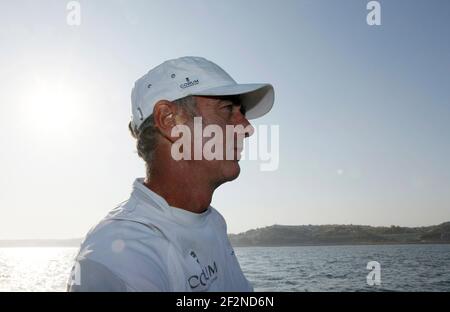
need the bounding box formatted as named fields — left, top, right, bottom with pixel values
left=237, top=114, right=255, bottom=138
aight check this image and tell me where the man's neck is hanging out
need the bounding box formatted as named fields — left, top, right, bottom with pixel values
left=143, top=154, right=215, bottom=214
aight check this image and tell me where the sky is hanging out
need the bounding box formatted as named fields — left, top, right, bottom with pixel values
left=0, top=0, right=449, bottom=239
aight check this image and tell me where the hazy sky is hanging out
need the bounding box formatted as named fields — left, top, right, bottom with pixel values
left=0, top=0, right=449, bottom=239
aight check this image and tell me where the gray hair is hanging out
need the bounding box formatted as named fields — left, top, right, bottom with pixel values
left=128, top=96, right=198, bottom=179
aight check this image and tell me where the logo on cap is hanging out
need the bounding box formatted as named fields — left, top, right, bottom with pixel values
left=180, top=77, right=199, bottom=89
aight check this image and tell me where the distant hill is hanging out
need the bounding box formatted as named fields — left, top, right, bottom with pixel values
left=2, top=222, right=449, bottom=247
left=228, top=222, right=450, bottom=247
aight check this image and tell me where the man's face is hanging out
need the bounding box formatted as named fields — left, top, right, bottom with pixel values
left=187, top=95, right=254, bottom=186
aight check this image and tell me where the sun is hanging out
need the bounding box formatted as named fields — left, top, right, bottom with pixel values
left=19, top=71, right=89, bottom=140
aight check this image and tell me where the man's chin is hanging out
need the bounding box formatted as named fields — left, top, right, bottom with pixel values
left=221, top=161, right=241, bottom=182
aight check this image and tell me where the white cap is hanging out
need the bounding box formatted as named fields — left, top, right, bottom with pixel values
left=131, top=56, right=274, bottom=129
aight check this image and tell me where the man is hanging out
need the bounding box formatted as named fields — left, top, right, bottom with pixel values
left=68, top=56, right=274, bottom=291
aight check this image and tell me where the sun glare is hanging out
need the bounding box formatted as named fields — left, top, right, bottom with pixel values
left=19, top=72, right=89, bottom=139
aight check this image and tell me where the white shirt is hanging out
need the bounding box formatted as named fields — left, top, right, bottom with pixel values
left=67, top=178, right=253, bottom=292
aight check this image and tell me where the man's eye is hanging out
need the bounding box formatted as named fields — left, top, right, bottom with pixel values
left=223, top=105, right=233, bottom=111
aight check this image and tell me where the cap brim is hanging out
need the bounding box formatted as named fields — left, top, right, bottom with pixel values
left=192, top=83, right=274, bottom=119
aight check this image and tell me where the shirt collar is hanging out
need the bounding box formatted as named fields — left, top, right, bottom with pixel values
left=131, top=178, right=212, bottom=227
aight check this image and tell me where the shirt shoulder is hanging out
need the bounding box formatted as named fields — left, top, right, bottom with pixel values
left=74, top=218, right=171, bottom=291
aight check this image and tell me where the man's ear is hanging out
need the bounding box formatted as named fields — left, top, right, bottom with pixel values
left=153, top=100, right=186, bottom=142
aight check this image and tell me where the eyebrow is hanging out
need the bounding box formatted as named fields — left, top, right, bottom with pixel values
left=218, top=95, right=241, bottom=105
